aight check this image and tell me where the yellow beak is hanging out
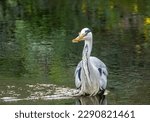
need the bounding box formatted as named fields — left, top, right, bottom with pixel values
left=72, top=34, right=84, bottom=43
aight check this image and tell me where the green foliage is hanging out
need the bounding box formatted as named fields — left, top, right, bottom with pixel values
left=0, top=0, right=150, bottom=84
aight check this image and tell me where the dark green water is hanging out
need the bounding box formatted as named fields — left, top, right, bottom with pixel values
left=0, top=0, right=150, bottom=104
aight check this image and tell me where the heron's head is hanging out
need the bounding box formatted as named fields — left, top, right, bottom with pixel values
left=72, top=28, right=92, bottom=43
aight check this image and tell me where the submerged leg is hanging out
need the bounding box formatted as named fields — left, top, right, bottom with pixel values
left=98, top=89, right=105, bottom=96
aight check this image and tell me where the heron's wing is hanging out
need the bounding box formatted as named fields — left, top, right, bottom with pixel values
left=90, top=56, right=108, bottom=76
left=74, top=57, right=108, bottom=90
left=90, top=56, right=108, bottom=90
left=74, top=60, right=82, bottom=88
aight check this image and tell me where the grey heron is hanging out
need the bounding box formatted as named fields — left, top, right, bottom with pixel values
left=72, top=28, right=108, bottom=96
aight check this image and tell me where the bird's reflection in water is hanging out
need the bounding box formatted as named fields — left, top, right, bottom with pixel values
left=76, top=95, right=107, bottom=105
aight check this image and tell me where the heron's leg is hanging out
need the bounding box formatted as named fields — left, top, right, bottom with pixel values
left=98, top=89, right=105, bottom=96
left=98, top=89, right=109, bottom=96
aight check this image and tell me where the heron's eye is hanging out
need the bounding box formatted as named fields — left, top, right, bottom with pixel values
left=85, top=29, right=91, bottom=36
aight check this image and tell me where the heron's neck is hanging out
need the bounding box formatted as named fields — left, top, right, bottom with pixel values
left=82, top=39, right=93, bottom=60
left=82, top=39, right=93, bottom=85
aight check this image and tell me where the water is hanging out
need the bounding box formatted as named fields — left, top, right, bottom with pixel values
left=0, top=0, right=150, bottom=105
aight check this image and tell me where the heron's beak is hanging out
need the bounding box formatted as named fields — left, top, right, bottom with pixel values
left=72, top=34, right=84, bottom=43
